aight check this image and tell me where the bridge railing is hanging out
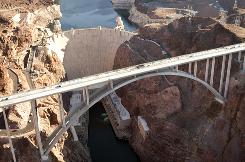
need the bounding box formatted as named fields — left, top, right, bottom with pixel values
left=0, top=42, right=244, bottom=161
left=1, top=42, right=245, bottom=108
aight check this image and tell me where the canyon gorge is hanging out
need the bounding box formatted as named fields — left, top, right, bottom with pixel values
left=0, top=0, right=244, bottom=162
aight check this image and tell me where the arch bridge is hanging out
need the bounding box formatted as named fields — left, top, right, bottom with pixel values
left=0, top=28, right=245, bottom=161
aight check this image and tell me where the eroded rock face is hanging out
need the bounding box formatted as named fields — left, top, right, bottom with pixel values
left=139, top=17, right=241, bottom=56
left=0, top=1, right=89, bottom=162
left=131, top=0, right=245, bottom=29
left=129, top=0, right=197, bottom=27
left=114, top=17, right=245, bottom=162
left=218, top=0, right=245, bottom=11
left=0, top=66, right=13, bottom=96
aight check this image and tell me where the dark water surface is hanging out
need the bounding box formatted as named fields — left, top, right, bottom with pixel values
left=88, top=102, right=140, bottom=162
left=61, top=0, right=137, bottom=31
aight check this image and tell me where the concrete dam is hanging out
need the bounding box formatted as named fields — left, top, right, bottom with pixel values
left=63, top=28, right=135, bottom=79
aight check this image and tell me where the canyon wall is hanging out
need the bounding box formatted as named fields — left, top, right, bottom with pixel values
left=218, top=0, right=245, bottom=11
left=0, top=1, right=89, bottom=161
left=113, top=17, right=245, bottom=162
left=129, top=0, right=245, bottom=28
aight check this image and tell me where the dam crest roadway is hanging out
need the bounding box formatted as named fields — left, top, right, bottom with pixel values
left=0, top=27, right=245, bottom=161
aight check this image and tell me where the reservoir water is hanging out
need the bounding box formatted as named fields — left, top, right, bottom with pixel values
left=61, top=0, right=139, bottom=162
left=61, top=0, right=137, bottom=31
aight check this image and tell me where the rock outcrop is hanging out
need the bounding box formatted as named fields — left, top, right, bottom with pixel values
left=129, top=0, right=197, bottom=27
left=218, top=0, right=245, bottom=11
left=129, top=0, right=245, bottom=28
left=113, top=17, right=245, bottom=162
left=0, top=1, right=90, bottom=162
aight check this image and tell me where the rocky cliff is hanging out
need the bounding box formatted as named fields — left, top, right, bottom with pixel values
left=0, top=1, right=90, bottom=162
left=113, top=17, right=245, bottom=162
left=218, top=0, right=245, bottom=11
left=129, top=0, right=245, bottom=28
left=129, top=0, right=197, bottom=27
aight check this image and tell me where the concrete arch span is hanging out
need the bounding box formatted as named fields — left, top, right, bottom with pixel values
left=44, top=70, right=224, bottom=155
left=63, top=28, right=136, bottom=80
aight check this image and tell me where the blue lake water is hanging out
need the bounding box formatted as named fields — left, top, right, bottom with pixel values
left=61, top=0, right=137, bottom=31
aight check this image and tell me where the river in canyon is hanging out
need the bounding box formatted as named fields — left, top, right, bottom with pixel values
left=61, top=0, right=139, bottom=162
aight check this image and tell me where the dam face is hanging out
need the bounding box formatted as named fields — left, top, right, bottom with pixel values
left=63, top=28, right=135, bottom=80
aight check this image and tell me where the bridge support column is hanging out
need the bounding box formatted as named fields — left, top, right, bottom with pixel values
left=58, top=94, right=66, bottom=128
left=224, top=54, right=232, bottom=98
left=238, top=51, right=242, bottom=62
left=83, top=87, right=90, bottom=105
left=243, top=54, right=245, bottom=71
left=194, top=61, right=197, bottom=77
left=2, top=107, right=17, bottom=162
left=205, top=59, right=210, bottom=82
left=188, top=63, right=192, bottom=73
left=210, top=58, right=215, bottom=86
left=82, top=89, right=86, bottom=103
left=109, top=80, right=114, bottom=89
left=175, top=66, right=178, bottom=71
left=219, top=55, right=226, bottom=93
left=31, top=102, right=47, bottom=161
left=70, top=126, right=78, bottom=141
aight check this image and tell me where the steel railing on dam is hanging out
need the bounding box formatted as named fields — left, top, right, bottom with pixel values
left=0, top=40, right=245, bottom=160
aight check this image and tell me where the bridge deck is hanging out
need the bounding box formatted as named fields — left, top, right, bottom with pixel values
left=0, top=42, right=245, bottom=108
